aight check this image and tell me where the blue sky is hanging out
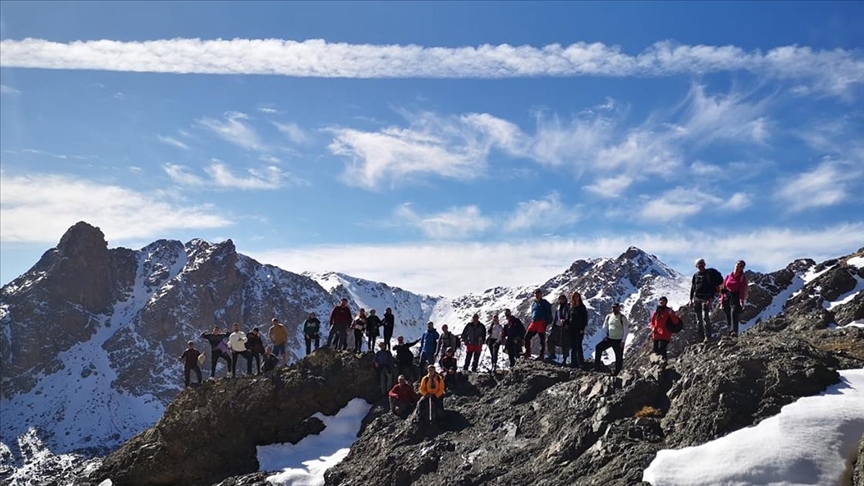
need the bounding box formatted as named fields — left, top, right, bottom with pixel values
left=1, top=1, right=862, bottom=296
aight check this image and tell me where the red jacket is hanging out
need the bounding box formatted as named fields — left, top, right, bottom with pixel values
left=650, top=306, right=680, bottom=342
left=388, top=383, right=419, bottom=404
left=329, top=305, right=353, bottom=326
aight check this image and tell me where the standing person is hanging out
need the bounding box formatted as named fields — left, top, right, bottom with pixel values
left=436, top=324, right=460, bottom=360
left=394, top=335, right=420, bottom=382
left=246, top=327, right=265, bottom=375
left=329, top=298, right=353, bottom=350
left=593, top=303, right=630, bottom=376
left=303, top=312, right=321, bottom=356
left=568, top=292, right=588, bottom=369
left=722, top=260, right=749, bottom=337
left=503, top=309, right=526, bottom=367
left=418, top=365, right=445, bottom=424
left=650, top=296, right=680, bottom=362
left=525, top=289, right=553, bottom=360
left=486, top=315, right=504, bottom=371
left=439, top=347, right=459, bottom=388
left=548, top=294, right=571, bottom=364
left=351, top=308, right=368, bottom=353
left=382, top=308, right=395, bottom=351
left=419, top=322, right=440, bottom=372
left=178, top=341, right=203, bottom=388
left=228, top=323, right=252, bottom=377
left=200, top=326, right=231, bottom=379
left=268, top=318, right=289, bottom=367
left=373, top=341, right=395, bottom=396
left=689, top=258, right=724, bottom=343
left=261, top=346, right=280, bottom=374
left=388, top=375, right=419, bottom=418
left=461, top=314, right=486, bottom=372
left=366, top=309, right=382, bottom=351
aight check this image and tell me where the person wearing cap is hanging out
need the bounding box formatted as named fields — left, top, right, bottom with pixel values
left=388, top=375, right=419, bottom=418
left=178, top=340, right=203, bottom=387
left=268, top=318, right=289, bottom=367
left=689, top=258, right=724, bottom=343
left=593, top=303, right=630, bottom=376
left=525, top=289, right=553, bottom=360
left=548, top=294, right=571, bottom=365
left=503, top=309, right=526, bottom=367
left=200, top=326, right=231, bottom=379
left=329, top=298, right=353, bottom=350
left=721, top=260, right=749, bottom=337
left=373, top=341, right=395, bottom=396
left=303, top=312, right=321, bottom=356
left=461, top=314, right=486, bottom=372
left=246, top=327, right=265, bottom=375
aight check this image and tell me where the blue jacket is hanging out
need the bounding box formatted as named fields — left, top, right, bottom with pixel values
left=374, top=349, right=394, bottom=368
left=420, top=329, right=440, bottom=355
left=531, top=298, right=553, bottom=323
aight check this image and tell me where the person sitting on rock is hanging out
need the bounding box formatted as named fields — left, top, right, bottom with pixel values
left=246, top=327, right=265, bottom=375
left=373, top=341, right=395, bottom=396
left=388, top=375, right=419, bottom=418
left=593, top=303, right=630, bottom=376
left=503, top=309, right=526, bottom=367
left=394, top=335, right=420, bottom=382
left=436, top=324, right=460, bottom=361
left=268, top=318, right=289, bottom=367
left=228, top=323, right=253, bottom=377
left=178, top=340, right=203, bottom=388
left=439, top=347, right=459, bottom=388
left=650, top=296, right=680, bottom=362
left=303, top=312, right=321, bottom=356
left=418, top=365, right=446, bottom=424
left=366, top=309, right=382, bottom=351
left=461, top=314, right=486, bottom=372
left=419, top=321, right=440, bottom=372
left=261, top=346, right=280, bottom=373
left=200, top=326, right=231, bottom=379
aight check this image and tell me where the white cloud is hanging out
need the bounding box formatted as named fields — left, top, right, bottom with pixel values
left=157, top=135, right=189, bottom=150
left=504, top=192, right=581, bottom=232
left=775, top=158, right=860, bottom=212
left=248, top=222, right=864, bottom=297
left=675, top=84, right=772, bottom=145
left=0, top=172, right=232, bottom=244
left=690, top=161, right=724, bottom=177
left=721, top=192, right=752, bottom=211
left=273, top=121, right=308, bottom=144
left=1, top=38, right=861, bottom=96
left=395, top=203, right=491, bottom=239
left=638, top=186, right=748, bottom=222
left=0, top=84, right=21, bottom=95
left=584, top=174, right=635, bottom=198
left=258, top=106, right=280, bottom=114
left=164, top=161, right=297, bottom=190
left=195, top=111, right=264, bottom=151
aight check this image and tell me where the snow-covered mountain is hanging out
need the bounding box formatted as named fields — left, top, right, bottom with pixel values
left=1, top=221, right=861, bottom=485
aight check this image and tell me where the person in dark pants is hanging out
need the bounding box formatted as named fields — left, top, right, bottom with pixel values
left=246, top=327, right=264, bottom=374
left=461, top=314, right=486, bottom=372
left=593, top=303, right=630, bottom=376
left=439, top=347, right=459, bottom=388
left=261, top=346, right=280, bottom=373
left=373, top=341, right=395, bottom=396
left=228, top=323, right=252, bottom=377
left=352, top=308, right=368, bottom=353
left=388, top=375, right=419, bottom=418
left=329, top=298, right=353, bottom=350
left=525, top=289, right=553, bottom=359
left=486, top=315, right=503, bottom=371
left=689, top=258, right=724, bottom=343
left=382, top=308, right=395, bottom=350
left=303, top=312, right=321, bottom=355
left=393, top=335, right=420, bottom=382
left=650, top=296, right=680, bottom=362
left=568, top=292, right=588, bottom=368
left=418, top=365, right=445, bottom=425
left=722, top=260, right=749, bottom=337
left=200, top=326, right=231, bottom=379
left=366, top=309, right=382, bottom=351
left=179, top=341, right=202, bottom=387
left=503, top=309, right=526, bottom=367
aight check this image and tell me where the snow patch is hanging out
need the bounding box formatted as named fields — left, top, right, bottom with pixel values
left=846, top=256, right=864, bottom=269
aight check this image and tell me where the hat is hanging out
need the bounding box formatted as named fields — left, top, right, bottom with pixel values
left=252, top=327, right=259, bottom=332
left=611, top=302, right=621, bottom=307
left=695, top=258, right=706, bottom=266
left=187, top=340, right=194, bottom=345
left=271, top=318, right=279, bottom=322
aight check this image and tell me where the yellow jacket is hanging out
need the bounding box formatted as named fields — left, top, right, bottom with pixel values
left=419, top=374, right=445, bottom=398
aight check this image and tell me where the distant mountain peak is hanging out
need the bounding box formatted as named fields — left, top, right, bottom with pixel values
left=56, top=221, right=107, bottom=256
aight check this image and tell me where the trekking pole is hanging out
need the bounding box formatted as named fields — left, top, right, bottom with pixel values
left=429, top=396, right=433, bottom=422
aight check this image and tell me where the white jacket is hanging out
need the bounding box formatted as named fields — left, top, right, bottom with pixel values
left=228, top=331, right=248, bottom=352
left=488, top=322, right=504, bottom=342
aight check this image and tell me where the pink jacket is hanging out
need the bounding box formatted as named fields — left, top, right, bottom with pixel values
left=722, top=272, right=749, bottom=305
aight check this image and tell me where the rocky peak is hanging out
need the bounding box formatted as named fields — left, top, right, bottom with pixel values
left=56, top=221, right=108, bottom=257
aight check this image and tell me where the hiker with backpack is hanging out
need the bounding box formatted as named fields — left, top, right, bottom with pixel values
left=303, top=312, right=321, bottom=356
left=503, top=309, right=526, bottom=367
left=417, top=365, right=446, bottom=425
left=382, top=308, right=395, bottom=350
left=178, top=340, right=203, bottom=387
left=689, top=258, right=724, bottom=343
left=201, top=326, right=231, bottom=379
left=487, top=314, right=504, bottom=371
left=722, top=260, right=749, bottom=337
left=461, top=314, right=486, bottom=372
left=366, top=309, right=382, bottom=351
left=525, top=289, right=553, bottom=360
left=419, top=321, right=440, bottom=372
left=650, top=296, right=681, bottom=362
left=593, top=303, right=630, bottom=376
left=569, top=292, right=588, bottom=369
left=436, top=324, right=460, bottom=361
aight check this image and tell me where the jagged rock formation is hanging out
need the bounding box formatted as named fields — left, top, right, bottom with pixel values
left=79, top=349, right=379, bottom=486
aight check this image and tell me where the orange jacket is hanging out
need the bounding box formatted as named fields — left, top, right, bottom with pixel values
left=419, top=374, right=445, bottom=398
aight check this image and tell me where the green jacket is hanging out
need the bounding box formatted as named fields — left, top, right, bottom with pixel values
left=366, top=315, right=382, bottom=336
left=303, top=318, right=321, bottom=335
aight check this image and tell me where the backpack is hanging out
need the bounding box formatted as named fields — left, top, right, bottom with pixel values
left=668, top=319, right=683, bottom=334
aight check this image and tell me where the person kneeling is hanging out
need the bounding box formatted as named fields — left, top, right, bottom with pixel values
left=417, top=365, right=445, bottom=425
left=388, top=375, right=419, bottom=418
